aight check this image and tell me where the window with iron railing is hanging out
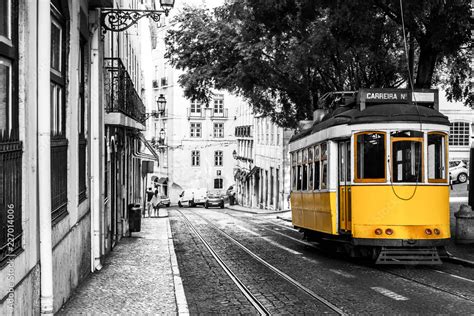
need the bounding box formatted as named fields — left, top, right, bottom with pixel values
left=0, top=0, right=22, bottom=267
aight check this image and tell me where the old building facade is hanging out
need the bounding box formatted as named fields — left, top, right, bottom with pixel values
left=0, top=0, right=156, bottom=314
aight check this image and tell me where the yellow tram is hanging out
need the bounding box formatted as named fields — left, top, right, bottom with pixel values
left=289, top=89, right=450, bottom=264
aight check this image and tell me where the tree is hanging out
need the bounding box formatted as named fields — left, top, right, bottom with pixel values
left=165, top=0, right=472, bottom=128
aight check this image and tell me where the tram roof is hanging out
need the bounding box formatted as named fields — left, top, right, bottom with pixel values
left=290, top=103, right=450, bottom=143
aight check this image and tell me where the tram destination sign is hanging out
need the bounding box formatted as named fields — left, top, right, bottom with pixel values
left=358, top=88, right=438, bottom=110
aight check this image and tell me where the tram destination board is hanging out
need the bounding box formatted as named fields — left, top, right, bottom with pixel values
left=358, top=88, right=439, bottom=110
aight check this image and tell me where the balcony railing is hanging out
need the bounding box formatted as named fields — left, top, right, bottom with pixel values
left=0, top=130, right=23, bottom=265
left=104, top=58, right=146, bottom=123
left=187, top=108, right=205, bottom=119
left=210, top=108, right=228, bottom=119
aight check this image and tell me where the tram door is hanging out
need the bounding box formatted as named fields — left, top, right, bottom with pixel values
left=338, top=141, right=352, bottom=233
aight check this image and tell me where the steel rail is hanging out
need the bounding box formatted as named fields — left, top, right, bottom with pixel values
left=189, top=211, right=347, bottom=315
left=177, top=210, right=270, bottom=316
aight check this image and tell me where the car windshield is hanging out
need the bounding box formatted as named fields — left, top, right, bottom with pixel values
left=207, top=191, right=221, bottom=198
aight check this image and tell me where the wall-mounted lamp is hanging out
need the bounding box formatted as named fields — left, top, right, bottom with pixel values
left=101, top=0, right=176, bottom=33
left=141, top=94, right=167, bottom=123
left=232, top=150, right=237, bottom=160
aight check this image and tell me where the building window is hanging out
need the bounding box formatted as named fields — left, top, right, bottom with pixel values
left=449, top=122, right=470, bottom=146
left=213, top=95, right=223, bottom=114
left=190, top=100, right=201, bottom=113
left=214, top=178, right=223, bottom=189
left=214, top=123, right=224, bottom=138
left=215, top=150, right=223, bottom=166
left=50, top=0, right=69, bottom=223
left=190, top=122, right=201, bottom=138
left=191, top=150, right=200, bottom=166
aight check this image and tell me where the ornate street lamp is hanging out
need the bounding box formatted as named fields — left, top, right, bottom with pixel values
left=101, top=0, right=176, bottom=33
left=141, top=94, right=167, bottom=123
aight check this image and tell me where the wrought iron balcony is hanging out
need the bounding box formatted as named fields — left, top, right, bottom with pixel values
left=104, top=58, right=146, bottom=123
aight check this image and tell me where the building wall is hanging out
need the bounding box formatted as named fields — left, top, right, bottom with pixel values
left=439, top=93, right=474, bottom=161
left=150, top=26, right=238, bottom=204
left=1, top=0, right=96, bottom=314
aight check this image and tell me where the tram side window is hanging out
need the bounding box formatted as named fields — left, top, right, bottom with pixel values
left=321, top=143, right=328, bottom=189
left=302, top=149, right=308, bottom=190
left=428, top=133, right=447, bottom=181
left=297, top=151, right=302, bottom=190
left=355, top=132, right=385, bottom=181
left=392, top=139, right=422, bottom=183
left=308, top=147, right=314, bottom=190
left=291, top=153, right=297, bottom=190
left=314, top=145, right=320, bottom=190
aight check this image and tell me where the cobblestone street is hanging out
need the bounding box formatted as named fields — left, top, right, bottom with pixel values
left=58, top=215, right=186, bottom=315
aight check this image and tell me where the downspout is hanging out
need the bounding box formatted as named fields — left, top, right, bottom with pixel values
left=90, top=9, right=102, bottom=271
left=37, top=0, right=54, bottom=314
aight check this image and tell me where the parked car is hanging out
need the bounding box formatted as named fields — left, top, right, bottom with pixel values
left=158, top=195, right=170, bottom=207
left=449, top=160, right=469, bottom=183
left=205, top=190, right=225, bottom=209
left=178, top=188, right=207, bottom=207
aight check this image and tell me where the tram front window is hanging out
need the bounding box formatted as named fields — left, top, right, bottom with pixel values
left=392, top=141, right=422, bottom=182
left=355, top=132, right=385, bottom=182
left=428, top=133, right=447, bottom=181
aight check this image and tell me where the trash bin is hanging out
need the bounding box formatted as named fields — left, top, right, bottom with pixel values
left=454, top=204, right=474, bottom=244
left=128, top=203, right=142, bottom=233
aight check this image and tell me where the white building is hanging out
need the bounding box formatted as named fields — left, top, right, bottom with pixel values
left=234, top=102, right=293, bottom=211
left=149, top=25, right=238, bottom=203
left=439, top=93, right=474, bottom=161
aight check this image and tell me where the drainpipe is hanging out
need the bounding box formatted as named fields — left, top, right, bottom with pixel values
left=90, top=10, right=103, bottom=271
left=37, top=0, right=54, bottom=314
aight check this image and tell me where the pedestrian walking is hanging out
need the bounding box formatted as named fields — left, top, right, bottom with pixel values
left=145, top=187, right=154, bottom=217
left=150, top=189, right=161, bottom=217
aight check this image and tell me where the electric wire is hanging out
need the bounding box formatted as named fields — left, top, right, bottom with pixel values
left=387, top=0, right=425, bottom=201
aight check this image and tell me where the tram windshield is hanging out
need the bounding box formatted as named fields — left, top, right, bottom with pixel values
left=428, top=133, right=447, bottom=181
left=355, top=132, right=385, bottom=182
left=391, top=135, right=423, bottom=183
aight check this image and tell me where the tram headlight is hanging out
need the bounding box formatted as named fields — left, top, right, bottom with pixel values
left=385, top=228, right=393, bottom=235
left=375, top=228, right=383, bottom=235
left=433, top=228, right=440, bottom=235
left=425, top=228, right=432, bottom=235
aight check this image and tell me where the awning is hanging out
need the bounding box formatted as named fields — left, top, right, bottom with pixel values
left=137, top=133, right=160, bottom=164
left=246, top=166, right=260, bottom=179
left=156, top=177, right=168, bottom=184
left=133, top=152, right=156, bottom=161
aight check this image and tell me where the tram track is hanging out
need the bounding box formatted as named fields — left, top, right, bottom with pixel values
left=176, top=209, right=346, bottom=315
left=209, top=208, right=474, bottom=302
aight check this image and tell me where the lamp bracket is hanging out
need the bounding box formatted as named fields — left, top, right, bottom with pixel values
left=101, top=8, right=170, bottom=33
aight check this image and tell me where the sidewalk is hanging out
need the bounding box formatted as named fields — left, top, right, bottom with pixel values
left=58, top=212, right=188, bottom=315
left=228, top=203, right=474, bottom=266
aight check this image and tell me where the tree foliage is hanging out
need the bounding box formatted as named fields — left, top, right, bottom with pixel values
left=165, top=0, right=472, bottom=127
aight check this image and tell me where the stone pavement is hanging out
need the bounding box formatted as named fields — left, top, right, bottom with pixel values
left=58, top=211, right=188, bottom=315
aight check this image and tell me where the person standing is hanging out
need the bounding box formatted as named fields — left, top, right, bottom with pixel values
left=145, top=187, right=154, bottom=217
left=150, top=189, right=161, bottom=217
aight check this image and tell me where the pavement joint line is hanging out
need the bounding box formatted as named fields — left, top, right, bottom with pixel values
left=167, top=217, right=189, bottom=315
